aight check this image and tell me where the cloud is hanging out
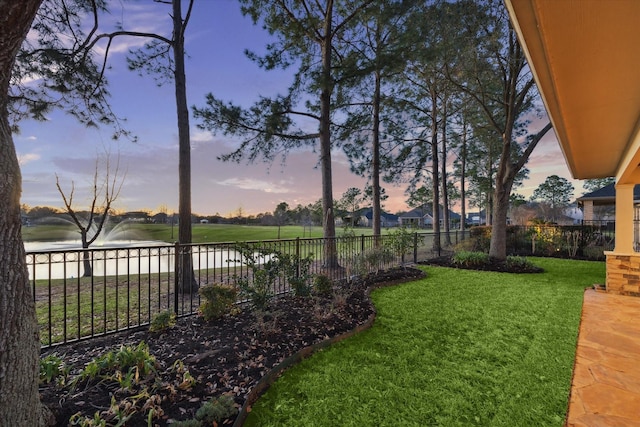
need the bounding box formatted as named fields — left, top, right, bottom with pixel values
left=18, top=153, right=40, bottom=166
left=191, top=129, right=214, bottom=144
left=215, top=177, right=292, bottom=194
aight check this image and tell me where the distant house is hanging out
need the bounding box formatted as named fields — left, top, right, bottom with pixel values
left=466, top=210, right=487, bottom=226
left=358, top=208, right=399, bottom=228
left=563, top=203, right=584, bottom=225
left=399, top=206, right=460, bottom=228
left=576, top=183, right=640, bottom=224
left=152, top=212, right=168, bottom=224
left=123, top=211, right=150, bottom=223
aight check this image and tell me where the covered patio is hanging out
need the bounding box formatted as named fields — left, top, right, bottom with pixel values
left=505, top=0, right=640, bottom=295
left=506, top=1, right=640, bottom=424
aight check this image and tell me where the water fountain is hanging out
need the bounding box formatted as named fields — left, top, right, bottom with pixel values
left=23, top=219, right=257, bottom=281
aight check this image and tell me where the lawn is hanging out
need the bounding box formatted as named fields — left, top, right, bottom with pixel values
left=244, top=258, right=605, bottom=427
left=23, top=223, right=385, bottom=244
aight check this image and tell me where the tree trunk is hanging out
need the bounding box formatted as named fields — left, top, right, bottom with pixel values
left=430, top=86, right=441, bottom=253
left=371, top=68, right=382, bottom=239
left=459, top=121, right=467, bottom=236
left=441, top=95, right=451, bottom=246
left=0, top=2, right=48, bottom=424
left=489, top=176, right=513, bottom=260
left=320, top=0, right=339, bottom=270
left=173, top=0, right=197, bottom=293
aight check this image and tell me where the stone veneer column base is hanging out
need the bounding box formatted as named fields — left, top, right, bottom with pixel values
left=605, top=252, right=640, bottom=296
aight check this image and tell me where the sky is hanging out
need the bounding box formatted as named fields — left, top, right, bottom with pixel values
left=15, top=0, right=584, bottom=218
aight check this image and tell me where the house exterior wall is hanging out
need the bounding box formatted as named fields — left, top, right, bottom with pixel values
left=582, top=200, right=594, bottom=222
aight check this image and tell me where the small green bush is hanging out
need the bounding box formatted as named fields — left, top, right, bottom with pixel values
left=505, top=256, right=536, bottom=270
left=232, top=244, right=282, bottom=310
left=385, top=226, right=415, bottom=264
left=468, top=226, right=492, bottom=252
left=453, top=238, right=484, bottom=253
left=174, top=395, right=238, bottom=427
left=199, top=284, right=238, bottom=321
left=351, top=247, right=396, bottom=276
left=77, top=342, right=156, bottom=384
left=237, top=268, right=273, bottom=310
left=452, top=251, right=490, bottom=267
left=313, top=274, right=333, bottom=296
left=68, top=411, right=108, bottom=427
left=195, top=395, right=237, bottom=424
left=583, top=245, right=606, bottom=261
left=149, top=310, right=176, bottom=332
left=40, top=353, right=70, bottom=385
left=282, top=253, right=314, bottom=297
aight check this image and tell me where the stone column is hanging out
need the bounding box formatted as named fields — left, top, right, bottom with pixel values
left=613, top=183, right=635, bottom=253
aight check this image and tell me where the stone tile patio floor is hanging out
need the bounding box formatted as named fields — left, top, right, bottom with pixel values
left=566, top=288, right=640, bottom=426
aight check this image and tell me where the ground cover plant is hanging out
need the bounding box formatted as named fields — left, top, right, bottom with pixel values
left=436, top=251, right=544, bottom=273
left=39, top=267, right=425, bottom=426
left=244, top=258, right=605, bottom=426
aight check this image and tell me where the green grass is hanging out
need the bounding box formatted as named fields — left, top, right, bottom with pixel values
left=23, top=223, right=387, bottom=244
left=245, top=258, right=605, bottom=427
left=35, top=275, right=180, bottom=346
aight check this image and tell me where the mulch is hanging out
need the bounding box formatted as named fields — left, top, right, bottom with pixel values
left=40, top=267, right=425, bottom=426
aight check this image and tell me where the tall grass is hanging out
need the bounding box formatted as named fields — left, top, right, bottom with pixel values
left=245, top=258, right=605, bottom=427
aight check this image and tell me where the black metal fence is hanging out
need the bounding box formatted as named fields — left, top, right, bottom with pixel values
left=30, top=225, right=610, bottom=349
left=32, top=232, right=469, bottom=349
left=462, top=224, right=615, bottom=259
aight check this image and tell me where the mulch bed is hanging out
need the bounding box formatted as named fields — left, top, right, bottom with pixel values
left=423, top=255, right=545, bottom=273
left=40, top=267, right=425, bottom=426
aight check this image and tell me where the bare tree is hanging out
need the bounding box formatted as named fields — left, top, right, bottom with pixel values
left=56, top=152, right=124, bottom=277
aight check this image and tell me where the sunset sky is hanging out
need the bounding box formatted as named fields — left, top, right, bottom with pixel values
left=15, top=0, right=583, bottom=217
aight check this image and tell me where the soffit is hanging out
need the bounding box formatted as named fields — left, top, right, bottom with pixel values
left=505, top=0, right=640, bottom=181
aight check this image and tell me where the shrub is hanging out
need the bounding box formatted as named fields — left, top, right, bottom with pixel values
left=173, top=395, right=238, bottom=427
left=68, top=411, right=108, bottom=427
left=237, top=268, right=274, bottom=310
left=77, top=342, right=157, bottom=385
left=199, top=284, right=238, bottom=321
left=195, top=395, right=238, bottom=424
left=527, top=225, right=564, bottom=255
left=363, top=247, right=396, bottom=273
left=281, top=252, right=314, bottom=297
left=232, top=244, right=281, bottom=310
left=385, top=227, right=415, bottom=265
left=452, top=251, right=490, bottom=267
left=468, top=226, right=492, bottom=252
left=505, top=255, right=536, bottom=271
left=583, top=245, right=606, bottom=261
left=313, top=274, right=333, bottom=296
left=40, top=353, right=70, bottom=385
left=149, top=310, right=176, bottom=332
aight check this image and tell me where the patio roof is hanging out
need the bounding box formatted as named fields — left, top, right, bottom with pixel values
left=505, top=0, right=640, bottom=184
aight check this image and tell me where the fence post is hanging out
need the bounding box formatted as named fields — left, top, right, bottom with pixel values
left=295, top=237, right=300, bottom=279
left=174, top=242, right=180, bottom=315
left=361, top=234, right=365, bottom=252
left=414, top=232, right=418, bottom=263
